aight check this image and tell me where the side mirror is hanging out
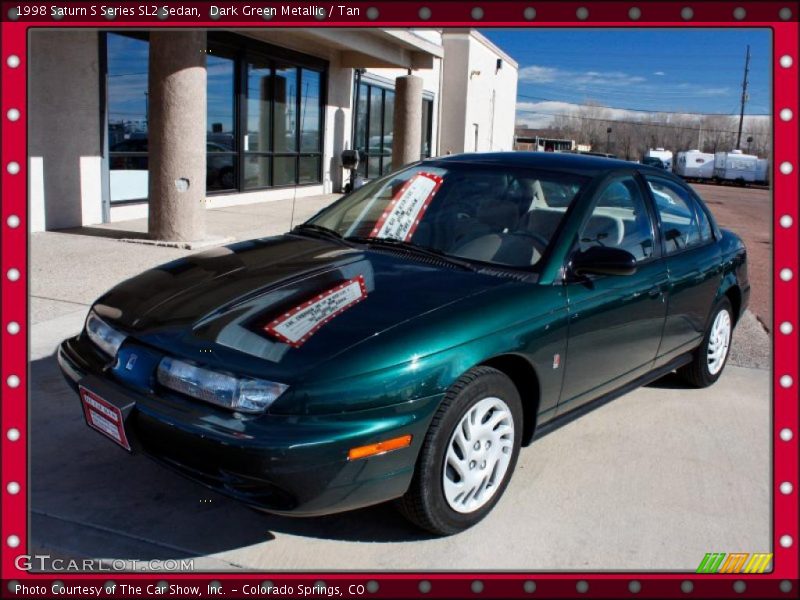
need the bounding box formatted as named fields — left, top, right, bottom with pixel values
left=571, top=246, right=637, bottom=277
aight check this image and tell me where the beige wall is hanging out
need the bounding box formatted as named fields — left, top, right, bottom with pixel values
left=440, top=31, right=518, bottom=155
left=29, top=30, right=103, bottom=231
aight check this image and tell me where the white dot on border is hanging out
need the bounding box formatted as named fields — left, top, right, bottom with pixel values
left=7, top=268, right=20, bottom=282
left=779, top=322, right=793, bottom=335
left=7, top=55, right=21, bottom=68
left=366, top=7, right=379, bottom=20
left=576, top=7, right=589, bottom=19
left=7, top=428, right=20, bottom=442
left=7, top=322, right=20, bottom=335
left=7, top=481, right=20, bottom=495
left=780, top=55, right=793, bottom=68
left=781, top=580, right=793, bottom=593
left=7, top=214, right=20, bottom=228
left=629, top=580, right=642, bottom=593
left=780, top=214, right=794, bottom=228
left=779, top=535, right=793, bottom=548
left=6, top=108, right=20, bottom=122
left=733, top=7, right=746, bottom=19
left=779, top=481, right=793, bottom=495
left=6, top=162, right=20, bottom=175
left=780, top=162, right=793, bottom=175
left=419, top=7, right=431, bottom=19
left=780, top=428, right=793, bottom=442
left=629, top=7, right=641, bottom=20
left=780, top=268, right=793, bottom=282
left=780, top=375, right=794, bottom=388
left=681, top=7, right=694, bottom=19
left=6, top=535, right=20, bottom=548
left=523, top=7, right=536, bottom=20
left=779, top=7, right=793, bottom=20
left=733, top=580, right=746, bottom=593
left=471, top=7, right=484, bottom=19
left=780, top=108, right=794, bottom=121
left=6, top=375, right=20, bottom=388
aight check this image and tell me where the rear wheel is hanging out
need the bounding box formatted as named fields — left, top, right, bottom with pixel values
left=396, top=366, right=522, bottom=535
left=679, top=297, right=733, bottom=387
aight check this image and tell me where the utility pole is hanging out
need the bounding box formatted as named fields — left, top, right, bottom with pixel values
left=736, top=44, right=750, bottom=150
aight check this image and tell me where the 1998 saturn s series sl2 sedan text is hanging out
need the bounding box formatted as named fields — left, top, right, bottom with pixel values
left=60, top=153, right=749, bottom=535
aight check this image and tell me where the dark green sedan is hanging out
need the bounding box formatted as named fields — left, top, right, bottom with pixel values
left=59, top=153, right=749, bottom=535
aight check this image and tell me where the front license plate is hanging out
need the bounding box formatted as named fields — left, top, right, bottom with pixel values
left=79, top=385, right=131, bottom=451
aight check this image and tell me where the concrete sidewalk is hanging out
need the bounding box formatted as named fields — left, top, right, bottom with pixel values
left=28, top=193, right=772, bottom=571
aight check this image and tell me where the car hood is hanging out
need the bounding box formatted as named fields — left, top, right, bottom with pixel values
left=94, top=234, right=510, bottom=383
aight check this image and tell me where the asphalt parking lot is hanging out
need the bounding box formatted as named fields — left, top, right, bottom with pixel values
left=28, top=187, right=771, bottom=571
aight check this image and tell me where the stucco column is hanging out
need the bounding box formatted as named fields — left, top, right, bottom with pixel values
left=148, top=31, right=206, bottom=242
left=392, top=74, right=423, bottom=168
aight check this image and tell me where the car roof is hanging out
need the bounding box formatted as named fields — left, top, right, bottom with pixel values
left=426, top=151, right=667, bottom=177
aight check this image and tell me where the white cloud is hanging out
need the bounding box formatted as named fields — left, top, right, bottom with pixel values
left=518, top=64, right=646, bottom=87
left=517, top=65, right=559, bottom=83
left=653, top=71, right=665, bottom=76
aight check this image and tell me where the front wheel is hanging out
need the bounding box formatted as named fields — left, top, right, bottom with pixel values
left=679, top=297, right=734, bottom=387
left=396, top=366, right=522, bottom=535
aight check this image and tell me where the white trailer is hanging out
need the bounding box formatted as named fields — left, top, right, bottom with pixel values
left=645, top=148, right=673, bottom=171
left=713, top=150, right=758, bottom=183
left=755, top=158, right=769, bottom=184
left=675, top=150, right=715, bottom=180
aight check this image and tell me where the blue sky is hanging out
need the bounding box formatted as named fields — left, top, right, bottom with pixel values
left=480, top=29, right=771, bottom=125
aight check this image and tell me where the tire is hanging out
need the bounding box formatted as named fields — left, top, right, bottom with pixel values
left=396, top=366, right=523, bottom=535
left=678, top=297, right=734, bottom=388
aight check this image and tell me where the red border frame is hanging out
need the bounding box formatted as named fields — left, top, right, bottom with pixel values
left=1, top=2, right=797, bottom=598
left=264, top=275, right=368, bottom=347
left=370, top=172, right=444, bottom=240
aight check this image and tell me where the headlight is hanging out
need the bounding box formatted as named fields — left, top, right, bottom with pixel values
left=156, top=356, right=288, bottom=414
left=85, top=310, right=126, bottom=357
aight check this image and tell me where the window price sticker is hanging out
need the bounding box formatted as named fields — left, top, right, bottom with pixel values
left=370, top=172, right=443, bottom=241
left=264, top=276, right=368, bottom=347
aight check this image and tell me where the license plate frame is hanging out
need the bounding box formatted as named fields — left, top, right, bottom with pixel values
left=79, top=385, right=132, bottom=452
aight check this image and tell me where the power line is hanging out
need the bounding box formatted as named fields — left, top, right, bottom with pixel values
left=517, top=94, right=770, bottom=117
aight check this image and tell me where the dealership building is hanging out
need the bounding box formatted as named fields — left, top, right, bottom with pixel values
left=28, top=28, right=517, bottom=242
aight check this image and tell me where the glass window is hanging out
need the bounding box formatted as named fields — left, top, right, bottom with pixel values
left=646, top=177, right=703, bottom=253
left=381, top=90, right=394, bottom=174
left=274, top=156, right=297, bottom=186
left=696, top=202, right=713, bottom=242
left=246, top=60, right=271, bottom=153
left=274, top=65, right=297, bottom=153
left=107, top=33, right=150, bottom=202
left=207, top=53, right=236, bottom=191
left=308, top=164, right=588, bottom=269
left=421, top=98, right=433, bottom=158
left=352, top=82, right=397, bottom=179
left=106, top=33, right=324, bottom=198
left=580, top=176, right=655, bottom=262
left=300, top=69, right=322, bottom=152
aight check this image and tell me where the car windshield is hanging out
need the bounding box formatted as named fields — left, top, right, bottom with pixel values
left=305, top=163, right=588, bottom=268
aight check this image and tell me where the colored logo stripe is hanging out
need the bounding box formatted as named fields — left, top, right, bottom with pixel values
left=696, top=552, right=773, bottom=574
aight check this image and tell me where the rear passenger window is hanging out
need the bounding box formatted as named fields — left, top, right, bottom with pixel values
left=646, top=177, right=704, bottom=254
left=696, top=205, right=713, bottom=242
left=579, top=176, right=655, bottom=262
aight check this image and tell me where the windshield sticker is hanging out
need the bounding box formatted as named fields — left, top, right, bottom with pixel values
left=370, top=172, right=443, bottom=241
left=264, top=276, right=367, bottom=347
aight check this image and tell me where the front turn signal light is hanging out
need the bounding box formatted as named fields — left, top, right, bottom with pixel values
left=348, top=434, right=413, bottom=461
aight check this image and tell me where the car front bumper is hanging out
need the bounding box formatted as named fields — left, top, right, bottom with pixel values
left=58, top=335, right=443, bottom=516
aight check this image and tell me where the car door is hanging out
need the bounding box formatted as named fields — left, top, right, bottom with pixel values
left=558, top=173, right=669, bottom=413
left=644, top=175, right=723, bottom=363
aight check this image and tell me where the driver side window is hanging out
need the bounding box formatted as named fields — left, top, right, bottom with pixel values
left=579, top=176, right=655, bottom=262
